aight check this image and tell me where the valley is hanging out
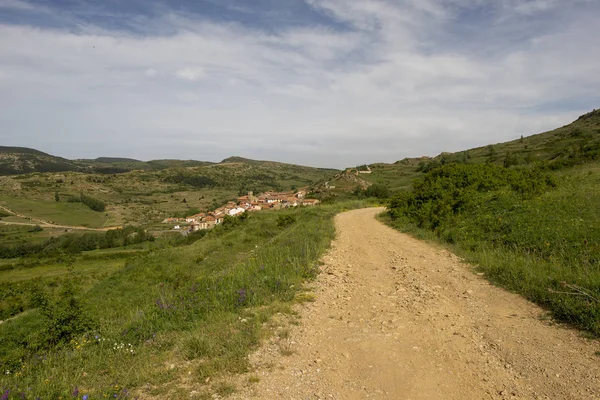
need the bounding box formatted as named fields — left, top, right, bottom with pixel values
left=0, top=109, right=599, bottom=399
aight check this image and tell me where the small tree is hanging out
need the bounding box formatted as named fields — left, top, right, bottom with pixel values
left=33, top=262, right=94, bottom=346
left=54, top=191, right=60, bottom=202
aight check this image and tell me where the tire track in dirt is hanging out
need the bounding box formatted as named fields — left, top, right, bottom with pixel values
left=231, top=207, right=600, bottom=400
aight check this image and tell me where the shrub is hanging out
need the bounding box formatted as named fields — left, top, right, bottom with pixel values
left=32, top=267, right=94, bottom=346
left=80, top=193, right=106, bottom=212
left=277, top=214, right=296, bottom=228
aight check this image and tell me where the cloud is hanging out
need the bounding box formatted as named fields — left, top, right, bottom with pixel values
left=175, top=67, right=207, bottom=81
left=0, top=0, right=34, bottom=10
left=145, top=68, right=159, bottom=77
left=0, top=0, right=598, bottom=168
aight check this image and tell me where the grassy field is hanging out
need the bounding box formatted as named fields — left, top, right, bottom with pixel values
left=0, top=195, right=110, bottom=228
left=0, top=200, right=375, bottom=399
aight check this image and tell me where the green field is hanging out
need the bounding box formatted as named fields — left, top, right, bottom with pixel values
left=0, top=200, right=376, bottom=399
left=0, top=195, right=109, bottom=228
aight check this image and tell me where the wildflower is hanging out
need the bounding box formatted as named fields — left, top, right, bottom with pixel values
left=83, top=396, right=89, bottom=400
left=1, top=390, right=9, bottom=400
left=72, top=386, right=80, bottom=397
left=237, top=288, right=247, bottom=305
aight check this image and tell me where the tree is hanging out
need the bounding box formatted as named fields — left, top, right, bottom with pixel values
left=54, top=191, right=60, bottom=202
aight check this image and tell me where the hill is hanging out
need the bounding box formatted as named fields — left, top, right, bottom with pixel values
left=420, top=108, right=600, bottom=170
left=0, top=146, right=80, bottom=175
left=385, top=108, right=600, bottom=337
left=320, top=109, right=600, bottom=196
left=0, top=155, right=339, bottom=227
left=76, top=158, right=214, bottom=174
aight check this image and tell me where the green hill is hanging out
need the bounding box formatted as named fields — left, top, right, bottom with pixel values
left=421, top=108, right=600, bottom=170
left=327, top=109, right=600, bottom=194
left=0, top=146, right=80, bottom=175
left=385, top=108, right=600, bottom=336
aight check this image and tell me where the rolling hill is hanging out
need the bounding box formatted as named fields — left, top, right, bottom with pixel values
left=319, top=108, right=600, bottom=194
left=0, top=146, right=80, bottom=175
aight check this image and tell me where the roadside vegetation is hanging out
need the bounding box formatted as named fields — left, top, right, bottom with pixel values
left=0, top=200, right=375, bottom=399
left=386, top=109, right=600, bottom=336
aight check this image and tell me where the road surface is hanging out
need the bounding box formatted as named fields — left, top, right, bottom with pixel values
left=232, top=208, right=600, bottom=399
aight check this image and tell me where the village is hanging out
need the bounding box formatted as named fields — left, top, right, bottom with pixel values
left=162, top=190, right=320, bottom=232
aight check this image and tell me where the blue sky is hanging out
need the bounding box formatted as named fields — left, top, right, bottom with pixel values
left=0, top=0, right=599, bottom=168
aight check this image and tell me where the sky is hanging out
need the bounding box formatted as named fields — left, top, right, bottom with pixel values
left=0, top=0, right=599, bottom=168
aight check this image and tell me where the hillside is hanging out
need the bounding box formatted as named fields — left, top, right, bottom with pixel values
left=421, top=108, right=600, bottom=170
left=0, top=156, right=339, bottom=227
left=319, top=109, right=600, bottom=196
left=0, top=146, right=80, bottom=175
left=76, top=158, right=214, bottom=173
left=385, top=108, right=600, bottom=337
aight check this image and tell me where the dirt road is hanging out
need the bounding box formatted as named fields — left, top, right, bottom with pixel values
left=232, top=208, right=600, bottom=400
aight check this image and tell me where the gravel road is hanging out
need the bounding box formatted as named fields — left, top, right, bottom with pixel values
left=231, top=207, right=600, bottom=400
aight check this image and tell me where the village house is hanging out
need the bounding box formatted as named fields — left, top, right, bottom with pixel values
left=228, top=207, right=246, bottom=216
left=167, top=188, right=316, bottom=233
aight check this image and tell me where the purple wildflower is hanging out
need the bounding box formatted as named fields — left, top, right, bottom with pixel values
left=83, top=395, right=89, bottom=400
left=1, top=390, right=9, bottom=400
left=237, top=288, right=247, bottom=305
left=72, top=386, right=80, bottom=397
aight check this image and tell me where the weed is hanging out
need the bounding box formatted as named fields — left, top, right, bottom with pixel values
left=213, top=382, right=236, bottom=397
left=278, top=342, right=295, bottom=356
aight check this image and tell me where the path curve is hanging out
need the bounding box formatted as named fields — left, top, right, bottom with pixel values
left=233, top=207, right=600, bottom=400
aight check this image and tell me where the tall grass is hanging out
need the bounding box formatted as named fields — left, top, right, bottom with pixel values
left=0, top=200, right=374, bottom=399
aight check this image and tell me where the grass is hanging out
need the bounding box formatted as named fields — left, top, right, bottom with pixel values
left=385, top=161, right=600, bottom=335
left=0, top=200, right=375, bottom=399
left=0, top=195, right=109, bottom=228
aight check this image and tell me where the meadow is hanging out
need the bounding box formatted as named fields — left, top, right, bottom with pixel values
left=0, top=200, right=375, bottom=399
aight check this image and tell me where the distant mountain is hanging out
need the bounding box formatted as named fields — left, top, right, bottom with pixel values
left=91, top=157, right=142, bottom=163
left=0, top=147, right=217, bottom=176
left=0, top=146, right=80, bottom=175
left=76, top=158, right=214, bottom=173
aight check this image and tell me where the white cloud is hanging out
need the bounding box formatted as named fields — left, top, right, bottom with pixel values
left=0, top=1, right=598, bottom=167
left=145, top=68, right=159, bottom=77
left=175, top=66, right=207, bottom=81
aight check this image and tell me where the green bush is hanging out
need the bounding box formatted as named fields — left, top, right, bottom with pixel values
left=387, top=162, right=600, bottom=335
left=277, top=214, right=296, bottom=228
left=80, top=193, right=106, bottom=212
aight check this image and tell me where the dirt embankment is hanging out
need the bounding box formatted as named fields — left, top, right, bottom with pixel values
left=231, top=208, right=600, bottom=400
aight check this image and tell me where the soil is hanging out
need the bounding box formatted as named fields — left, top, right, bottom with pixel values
left=230, top=208, right=600, bottom=400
